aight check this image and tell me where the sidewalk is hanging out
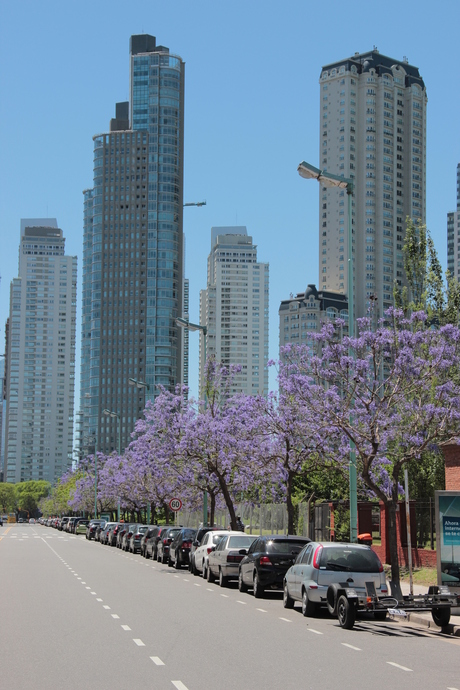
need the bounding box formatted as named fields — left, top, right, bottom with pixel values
left=396, top=581, right=460, bottom=635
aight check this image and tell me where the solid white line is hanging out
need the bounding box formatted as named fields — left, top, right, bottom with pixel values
left=279, top=617, right=292, bottom=623
left=237, top=600, right=246, bottom=605
left=121, top=625, right=131, bottom=631
left=150, top=656, right=165, bottom=666
left=171, top=682, right=189, bottom=690
left=387, top=662, right=413, bottom=672
left=256, top=608, right=267, bottom=613
left=133, top=639, right=145, bottom=646
left=111, top=614, right=120, bottom=619
left=342, top=642, right=360, bottom=650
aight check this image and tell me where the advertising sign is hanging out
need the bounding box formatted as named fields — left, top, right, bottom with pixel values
left=435, top=491, right=460, bottom=589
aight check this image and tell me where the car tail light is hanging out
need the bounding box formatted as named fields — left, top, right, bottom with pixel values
left=227, top=552, right=243, bottom=563
left=259, top=556, right=272, bottom=566
left=182, top=542, right=191, bottom=549
left=312, top=545, right=323, bottom=569
left=163, top=538, right=168, bottom=544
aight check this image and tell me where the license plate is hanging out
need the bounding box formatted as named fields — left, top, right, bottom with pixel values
left=388, top=608, right=407, bottom=618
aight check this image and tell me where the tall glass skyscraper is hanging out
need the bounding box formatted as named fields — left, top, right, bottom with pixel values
left=80, top=35, right=185, bottom=456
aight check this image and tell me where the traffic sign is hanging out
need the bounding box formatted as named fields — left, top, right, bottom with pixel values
left=169, top=498, right=182, bottom=512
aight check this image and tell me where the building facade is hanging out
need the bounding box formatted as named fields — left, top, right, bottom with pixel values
left=80, top=35, right=185, bottom=456
left=447, top=163, right=460, bottom=280
left=4, top=220, right=77, bottom=483
left=319, top=50, right=427, bottom=320
left=199, top=227, right=269, bottom=398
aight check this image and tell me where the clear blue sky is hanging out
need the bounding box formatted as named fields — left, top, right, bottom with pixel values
left=1, top=0, right=459, bottom=402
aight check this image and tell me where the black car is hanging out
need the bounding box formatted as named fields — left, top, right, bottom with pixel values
left=116, top=524, right=129, bottom=548
left=156, top=527, right=181, bottom=564
left=239, top=535, right=311, bottom=598
left=86, top=520, right=105, bottom=540
left=145, top=525, right=175, bottom=560
left=169, top=528, right=197, bottom=569
left=121, top=524, right=138, bottom=551
left=140, top=526, right=157, bottom=557
left=108, top=523, right=124, bottom=547
left=129, top=525, right=149, bottom=554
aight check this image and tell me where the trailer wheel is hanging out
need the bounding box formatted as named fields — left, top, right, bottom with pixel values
left=432, top=607, right=450, bottom=627
left=337, top=595, right=356, bottom=630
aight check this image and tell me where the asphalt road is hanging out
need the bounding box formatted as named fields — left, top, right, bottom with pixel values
left=1, top=523, right=460, bottom=690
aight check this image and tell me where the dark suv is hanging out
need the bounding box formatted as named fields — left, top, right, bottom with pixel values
left=239, top=535, right=311, bottom=598
left=169, top=528, right=197, bottom=569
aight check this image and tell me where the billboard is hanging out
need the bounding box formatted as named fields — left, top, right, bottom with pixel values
left=436, top=491, right=460, bottom=589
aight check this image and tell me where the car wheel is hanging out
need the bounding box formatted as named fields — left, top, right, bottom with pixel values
left=337, top=595, right=356, bottom=629
left=301, top=589, right=317, bottom=617
left=168, top=556, right=173, bottom=567
left=253, top=572, right=264, bottom=599
left=174, top=556, right=181, bottom=570
left=283, top=583, right=295, bottom=609
left=238, top=570, right=248, bottom=593
left=207, top=565, right=215, bottom=583
left=162, top=553, right=167, bottom=564
left=432, top=607, right=451, bottom=627
left=219, top=569, right=228, bottom=587
left=373, top=611, right=388, bottom=622
left=191, top=558, right=198, bottom=576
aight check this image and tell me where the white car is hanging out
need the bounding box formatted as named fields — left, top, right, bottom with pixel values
left=192, top=530, right=229, bottom=577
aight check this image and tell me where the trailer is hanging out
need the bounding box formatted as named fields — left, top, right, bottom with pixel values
left=326, top=580, right=459, bottom=630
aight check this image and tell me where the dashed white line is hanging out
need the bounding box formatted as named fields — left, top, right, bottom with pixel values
left=342, top=642, right=360, bottom=650
left=91, top=592, right=97, bottom=595
left=387, top=662, right=413, bottom=672
left=103, top=605, right=111, bottom=610
left=133, top=639, right=145, bottom=646
left=279, top=617, right=292, bottom=623
left=85, top=586, right=91, bottom=590
left=256, top=608, right=267, bottom=613
left=183, top=579, right=189, bottom=582
left=236, top=600, right=246, bottom=605
left=150, top=656, right=165, bottom=666
left=171, top=682, right=189, bottom=690
left=220, top=594, right=229, bottom=598
left=174, top=575, right=180, bottom=578
left=206, top=588, right=214, bottom=592
left=307, top=629, right=323, bottom=635
left=121, top=625, right=131, bottom=631
left=111, top=614, right=120, bottom=619
left=96, top=598, right=103, bottom=602
left=194, top=583, right=201, bottom=587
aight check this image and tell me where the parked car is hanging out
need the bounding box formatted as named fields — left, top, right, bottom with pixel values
left=238, top=535, right=311, bottom=598
left=193, top=530, right=229, bottom=576
left=86, top=520, right=106, bottom=540
left=189, top=527, right=228, bottom=573
left=108, top=523, right=125, bottom=547
left=95, top=521, right=107, bottom=541
left=145, top=525, right=175, bottom=560
left=140, top=526, right=157, bottom=557
left=169, top=528, right=197, bottom=569
left=100, top=522, right=118, bottom=545
left=156, top=527, right=181, bottom=564
left=283, top=541, right=388, bottom=619
left=207, top=532, right=258, bottom=586
left=121, top=524, right=138, bottom=551
left=116, top=524, right=130, bottom=549
left=129, top=525, right=149, bottom=554
left=68, top=517, right=85, bottom=534
left=75, top=519, right=90, bottom=535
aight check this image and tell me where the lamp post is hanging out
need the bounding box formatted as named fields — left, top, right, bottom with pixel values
left=128, top=378, right=150, bottom=521
left=297, top=160, right=357, bottom=543
left=176, top=316, right=208, bottom=526
left=103, top=409, right=122, bottom=520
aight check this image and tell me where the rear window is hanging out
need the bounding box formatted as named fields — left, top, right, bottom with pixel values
left=138, top=526, right=148, bottom=533
left=228, top=536, right=256, bottom=549
left=182, top=530, right=196, bottom=540
left=320, top=547, right=380, bottom=573
left=212, top=534, right=226, bottom=545
left=266, top=540, right=308, bottom=555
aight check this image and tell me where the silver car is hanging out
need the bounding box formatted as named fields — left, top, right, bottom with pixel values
left=283, top=541, right=388, bottom=618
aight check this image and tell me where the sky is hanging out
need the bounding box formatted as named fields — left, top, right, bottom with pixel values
left=1, top=0, right=459, bottom=405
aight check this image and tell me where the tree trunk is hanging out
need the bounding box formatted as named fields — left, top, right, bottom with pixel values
left=216, top=472, right=237, bottom=529
left=286, top=470, right=295, bottom=535
left=387, top=499, right=400, bottom=583
left=209, top=491, right=216, bottom=526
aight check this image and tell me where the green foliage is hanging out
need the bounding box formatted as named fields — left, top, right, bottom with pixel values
left=15, top=481, right=51, bottom=517
left=0, top=483, right=17, bottom=513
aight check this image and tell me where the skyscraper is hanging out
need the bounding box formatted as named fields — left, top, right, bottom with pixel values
left=319, top=50, right=427, bottom=320
left=4, top=220, right=77, bottom=483
left=80, top=35, right=185, bottom=455
left=447, top=163, right=460, bottom=280
left=199, top=227, right=269, bottom=398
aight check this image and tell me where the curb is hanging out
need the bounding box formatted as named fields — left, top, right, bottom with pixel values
left=405, top=612, right=460, bottom=637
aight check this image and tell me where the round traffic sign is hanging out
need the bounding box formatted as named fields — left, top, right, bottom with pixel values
left=169, top=498, right=182, bottom=512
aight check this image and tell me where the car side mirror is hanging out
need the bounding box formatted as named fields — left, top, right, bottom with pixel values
left=239, top=549, right=247, bottom=555
left=193, top=540, right=199, bottom=547
left=210, top=546, right=216, bottom=552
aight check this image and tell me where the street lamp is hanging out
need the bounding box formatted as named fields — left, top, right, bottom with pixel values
left=297, top=160, right=357, bottom=543
left=176, top=317, right=208, bottom=526
left=103, top=408, right=122, bottom=520
left=128, top=377, right=150, bottom=521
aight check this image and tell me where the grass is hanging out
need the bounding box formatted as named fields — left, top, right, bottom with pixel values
left=384, top=564, right=438, bottom=587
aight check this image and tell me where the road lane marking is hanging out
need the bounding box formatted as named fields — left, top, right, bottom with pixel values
left=206, top=588, right=215, bottom=592
left=220, top=594, right=229, bottom=598
left=342, top=643, right=361, bottom=650
left=96, top=598, right=103, bottom=602
left=387, top=662, right=413, bottom=672
left=81, top=582, right=86, bottom=584
left=111, top=614, right=120, bottom=619
left=85, top=586, right=91, bottom=589
left=174, top=575, right=180, bottom=578
left=256, top=608, right=267, bottom=613
left=133, top=639, right=145, bottom=646
left=183, top=579, right=189, bottom=582
left=103, top=605, right=111, bottom=610
left=237, top=601, right=246, bottom=605
left=91, top=592, right=96, bottom=595
left=194, top=584, right=201, bottom=587
left=171, top=682, right=189, bottom=690
left=150, top=656, right=165, bottom=666
left=121, top=625, right=131, bottom=631
left=279, top=617, right=292, bottom=623
left=308, top=629, right=323, bottom=635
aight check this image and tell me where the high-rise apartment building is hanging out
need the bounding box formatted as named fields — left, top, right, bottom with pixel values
left=4, top=219, right=77, bottom=483
left=199, top=227, right=269, bottom=398
left=447, top=163, right=460, bottom=280
left=80, top=35, right=185, bottom=455
left=319, top=50, right=427, bottom=320
left=279, top=284, right=348, bottom=350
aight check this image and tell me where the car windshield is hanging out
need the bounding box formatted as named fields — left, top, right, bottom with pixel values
left=267, top=540, right=307, bottom=555
left=228, top=536, right=256, bottom=549
left=320, top=547, right=380, bottom=573
left=168, top=529, right=181, bottom=538
left=137, top=526, right=148, bottom=533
